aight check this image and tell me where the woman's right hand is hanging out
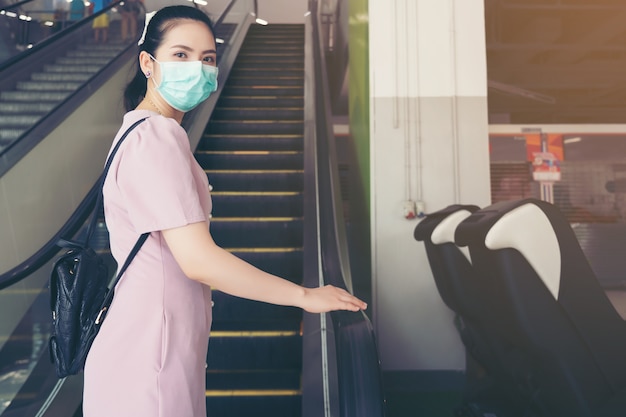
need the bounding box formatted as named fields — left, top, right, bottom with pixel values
left=298, top=285, right=367, bottom=314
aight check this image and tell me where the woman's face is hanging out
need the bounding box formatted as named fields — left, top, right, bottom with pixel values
left=150, top=19, right=217, bottom=82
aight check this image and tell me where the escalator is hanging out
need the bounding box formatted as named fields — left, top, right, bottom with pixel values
left=201, top=24, right=305, bottom=416
left=0, top=42, right=126, bottom=145
left=0, top=1, right=385, bottom=416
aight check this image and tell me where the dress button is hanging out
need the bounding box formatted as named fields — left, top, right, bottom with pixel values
left=208, top=184, right=213, bottom=191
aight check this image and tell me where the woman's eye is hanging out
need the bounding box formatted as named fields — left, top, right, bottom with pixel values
left=174, top=52, right=186, bottom=58
left=203, top=56, right=215, bottom=64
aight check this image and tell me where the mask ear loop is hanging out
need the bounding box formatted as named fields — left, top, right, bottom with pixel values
left=147, top=54, right=161, bottom=88
left=137, top=11, right=157, bottom=46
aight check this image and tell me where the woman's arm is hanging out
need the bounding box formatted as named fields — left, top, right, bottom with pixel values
left=162, top=221, right=367, bottom=313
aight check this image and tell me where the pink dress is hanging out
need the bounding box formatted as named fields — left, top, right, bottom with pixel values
left=83, top=110, right=213, bottom=417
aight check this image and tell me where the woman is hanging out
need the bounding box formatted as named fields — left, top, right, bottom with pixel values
left=83, top=5, right=366, bottom=417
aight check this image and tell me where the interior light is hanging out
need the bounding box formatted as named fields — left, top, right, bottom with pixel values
left=193, top=0, right=208, bottom=5
left=216, top=38, right=224, bottom=44
left=0, top=10, right=5, bottom=15
left=6, top=11, right=17, bottom=17
left=255, top=18, right=268, bottom=25
left=44, top=21, right=54, bottom=26
left=564, top=137, right=582, bottom=144
left=27, top=44, right=33, bottom=48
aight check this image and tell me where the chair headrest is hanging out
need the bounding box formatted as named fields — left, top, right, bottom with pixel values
left=485, top=202, right=561, bottom=299
left=414, top=204, right=479, bottom=242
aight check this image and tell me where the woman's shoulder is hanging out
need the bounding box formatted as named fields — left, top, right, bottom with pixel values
left=120, top=110, right=191, bottom=155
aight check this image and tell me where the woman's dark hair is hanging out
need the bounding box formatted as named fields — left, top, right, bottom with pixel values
left=123, top=5, right=215, bottom=111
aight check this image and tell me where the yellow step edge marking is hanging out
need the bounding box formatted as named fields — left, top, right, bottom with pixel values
left=210, top=330, right=298, bottom=337
left=210, top=107, right=304, bottom=111
left=210, top=217, right=302, bottom=222
left=206, top=390, right=301, bottom=397
left=211, top=120, right=303, bottom=124
left=225, top=247, right=302, bottom=253
left=204, top=169, right=303, bottom=174
left=211, top=191, right=300, bottom=196
left=221, top=95, right=303, bottom=99
left=202, top=133, right=303, bottom=138
left=230, top=77, right=303, bottom=80
left=197, top=150, right=302, bottom=155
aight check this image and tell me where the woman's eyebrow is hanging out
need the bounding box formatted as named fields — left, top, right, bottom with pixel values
left=170, top=44, right=217, bottom=54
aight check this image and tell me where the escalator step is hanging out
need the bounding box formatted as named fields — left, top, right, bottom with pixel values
left=212, top=291, right=301, bottom=321
left=1, top=90, right=70, bottom=101
left=206, top=170, right=303, bottom=192
left=205, top=120, right=304, bottom=135
left=205, top=369, right=301, bottom=390
left=66, top=50, right=120, bottom=58
left=218, top=96, right=304, bottom=108
left=225, top=76, right=304, bottom=87
left=16, top=81, right=82, bottom=91
left=229, top=68, right=303, bottom=78
left=210, top=217, right=303, bottom=248
left=207, top=331, right=302, bottom=370
left=211, top=107, right=303, bottom=120
left=210, top=192, right=303, bottom=217
left=56, top=57, right=113, bottom=66
left=206, top=393, right=301, bottom=417
left=0, top=102, right=55, bottom=113
left=239, top=45, right=303, bottom=53
left=199, top=133, right=303, bottom=151
left=0, top=114, right=41, bottom=126
left=44, top=64, right=100, bottom=73
left=196, top=151, right=302, bottom=170
left=0, top=129, right=25, bottom=141
left=222, top=85, right=303, bottom=97
left=230, top=62, right=303, bottom=70
left=76, top=43, right=124, bottom=52
left=31, top=72, right=92, bottom=82
left=237, top=53, right=304, bottom=60
left=228, top=249, right=303, bottom=280
left=211, top=319, right=300, bottom=332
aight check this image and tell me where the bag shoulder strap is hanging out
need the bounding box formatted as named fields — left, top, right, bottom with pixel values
left=84, top=117, right=147, bottom=243
left=97, top=117, right=150, bottom=295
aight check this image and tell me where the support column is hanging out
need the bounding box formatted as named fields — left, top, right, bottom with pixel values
left=369, top=0, right=491, bottom=372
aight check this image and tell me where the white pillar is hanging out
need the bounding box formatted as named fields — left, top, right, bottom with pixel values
left=369, top=0, right=491, bottom=371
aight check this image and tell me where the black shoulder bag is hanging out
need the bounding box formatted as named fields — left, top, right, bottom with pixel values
left=49, top=118, right=148, bottom=378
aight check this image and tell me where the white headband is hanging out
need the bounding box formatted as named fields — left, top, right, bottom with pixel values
left=137, top=11, right=157, bottom=46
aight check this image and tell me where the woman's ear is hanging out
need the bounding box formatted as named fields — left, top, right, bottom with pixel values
left=139, top=51, right=153, bottom=77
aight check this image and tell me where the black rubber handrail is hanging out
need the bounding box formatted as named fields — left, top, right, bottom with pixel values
left=0, top=183, right=99, bottom=290
left=0, top=0, right=239, bottom=290
left=309, top=1, right=386, bottom=416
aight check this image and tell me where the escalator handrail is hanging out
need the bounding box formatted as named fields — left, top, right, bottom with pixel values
left=309, top=1, right=386, bottom=416
left=0, top=0, right=239, bottom=290
left=0, top=183, right=99, bottom=290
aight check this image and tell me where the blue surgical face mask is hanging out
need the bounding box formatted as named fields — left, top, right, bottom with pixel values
left=150, top=55, right=218, bottom=112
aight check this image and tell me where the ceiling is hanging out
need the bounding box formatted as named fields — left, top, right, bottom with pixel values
left=485, top=0, right=626, bottom=124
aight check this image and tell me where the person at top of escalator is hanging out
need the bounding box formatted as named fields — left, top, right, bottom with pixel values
left=81, top=5, right=366, bottom=417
